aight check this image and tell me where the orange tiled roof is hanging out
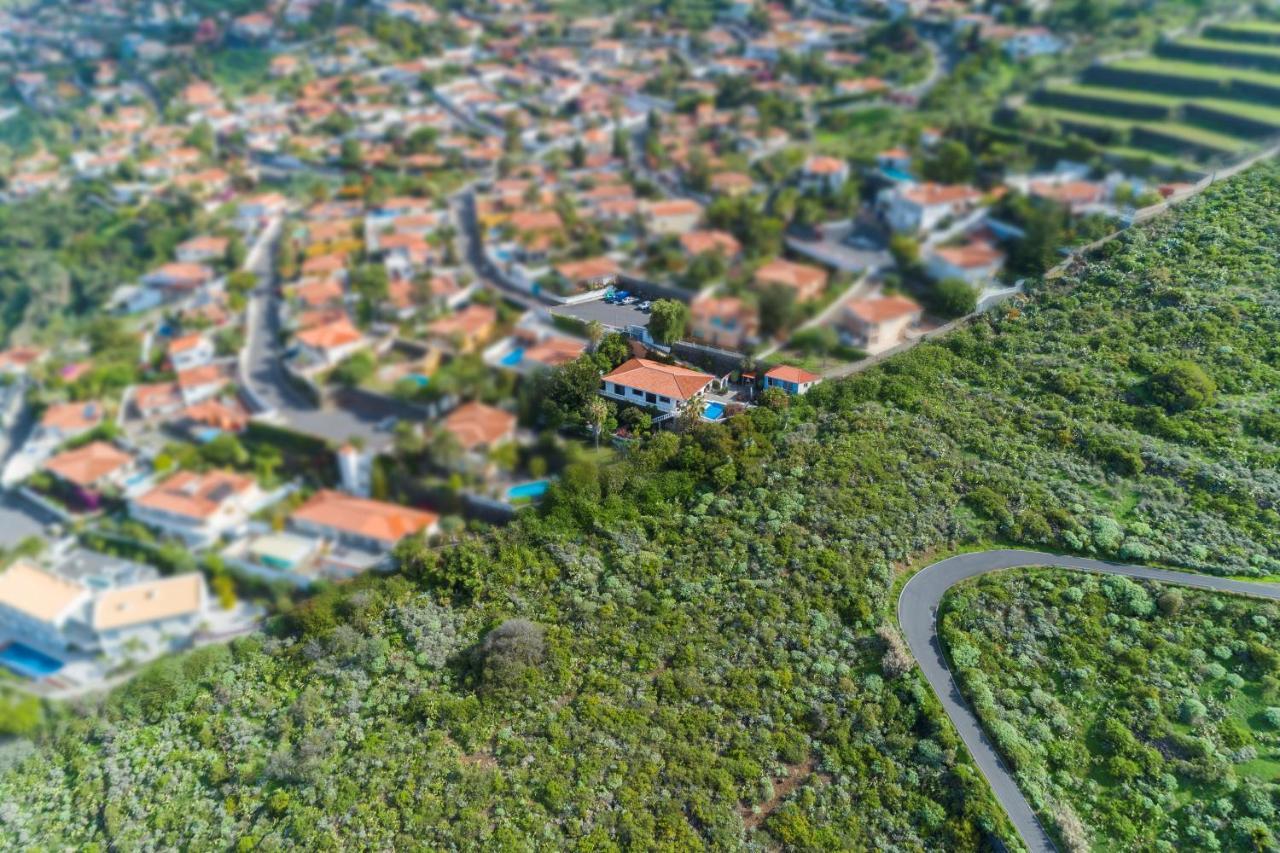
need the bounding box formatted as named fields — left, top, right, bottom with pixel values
left=135, top=470, right=254, bottom=520
left=292, top=490, right=437, bottom=544
left=297, top=317, right=363, bottom=351
left=603, top=358, right=714, bottom=401
left=846, top=294, right=923, bottom=324
left=442, top=401, right=517, bottom=450
left=40, top=400, right=103, bottom=433
left=765, top=364, right=820, bottom=384
left=43, top=441, right=132, bottom=488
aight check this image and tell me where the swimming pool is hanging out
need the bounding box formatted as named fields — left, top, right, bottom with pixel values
left=0, top=642, right=64, bottom=679
left=500, top=347, right=526, bottom=367
left=193, top=426, right=223, bottom=444
left=407, top=373, right=430, bottom=387
left=506, top=480, right=549, bottom=501
left=881, top=166, right=915, bottom=183
left=703, top=402, right=726, bottom=421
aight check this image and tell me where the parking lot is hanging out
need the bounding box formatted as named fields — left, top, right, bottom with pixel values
left=552, top=298, right=652, bottom=332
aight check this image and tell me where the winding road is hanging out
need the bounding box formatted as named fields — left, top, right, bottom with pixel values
left=899, top=549, right=1280, bottom=853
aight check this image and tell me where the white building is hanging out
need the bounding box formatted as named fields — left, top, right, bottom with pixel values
left=879, top=183, right=983, bottom=234
left=129, top=470, right=261, bottom=547
left=600, top=358, right=716, bottom=416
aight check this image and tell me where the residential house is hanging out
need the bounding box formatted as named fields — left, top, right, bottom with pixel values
left=427, top=304, right=497, bottom=353
left=679, top=229, right=742, bottom=261
left=441, top=401, right=517, bottom=454
left=879, top=182, right=983, bottom=234
left=799, top=156, right=850, bottom=193
left=142, top=262, right=215, bottom=294
left=763, top=365, right=821, bottom=395
left=177, top=363, right=231, bottom=406
left=34, top=401, right=104, bottom=445
left=644, top=199, right=704, bottom=236
left=689, top=293, right=759, bottom=351
left=754, top=258, right=829, bottom=302
left=42, top=440, right=134, bottom=495
left=0, top=561, right=92, bottom=653
left=175, top=235, right=230, bottom=264
left=90, top=573, right=209, bottom=659
left=841, top=294, right=923, bottom=355
left=925, top=240, right=1006, bottom=287
left=600, top=358, right=715, bottom=416
left=133, top=381, right=184, bottom=420
left=168, top=333, right=215, bottom=371
left=130, top=469, right=261, bottom=547
left=295, top=318, right=367, bottom=367
left=290, top=490, right=439, bottom=554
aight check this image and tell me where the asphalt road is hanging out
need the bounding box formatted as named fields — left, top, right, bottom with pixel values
left=898, top=549, right=1280, bottom=853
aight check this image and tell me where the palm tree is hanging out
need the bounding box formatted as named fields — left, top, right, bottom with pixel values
left=586, top=320, right=604, bottom=349
left=585, top=397, right=608, bottom=449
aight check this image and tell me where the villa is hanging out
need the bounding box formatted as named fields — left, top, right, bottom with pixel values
left=600, top=358, right=715, bottom=416
left=130, top=469, right=261, bottom=547
left=290, top=490, right=439, bottom=554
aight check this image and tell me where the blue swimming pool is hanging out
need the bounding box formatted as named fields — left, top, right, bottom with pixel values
left=407, top=373, right=430, bottom=387
left=881, top=166, right=915, bottom=183
left=0, top=642, right=64, bottom=679
left=507, top=480, right=549, bottom=501
left=703, top=402, right=726, bottom=420
left=193, top=426, right=223, bottom=444
left=500, top=347, right=526, bottom=367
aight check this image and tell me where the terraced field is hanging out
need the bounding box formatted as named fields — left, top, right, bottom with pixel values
left=1016, top=23, right=1280, bottom=169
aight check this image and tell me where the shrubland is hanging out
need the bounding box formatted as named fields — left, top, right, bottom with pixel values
left=0, top=163, right=1278, bottom=848
left=941, top=569, right=1280, bottom=850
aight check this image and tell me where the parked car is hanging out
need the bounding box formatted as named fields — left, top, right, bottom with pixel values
left=638, top=300, right=652, bottom=311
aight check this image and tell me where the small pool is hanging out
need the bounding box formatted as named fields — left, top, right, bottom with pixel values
left=507, top=480, right=549, bottom=501
left=500, top=347, right=525, bottom=367
left=193, top=426, right=223, bottom=444
left=0, top=642, right=64, bottom=679
left=881, top=166, right=915, bottom=183
left=407, top=373, right=430, bottom=387
left=703, top=402, right=726, bottom=421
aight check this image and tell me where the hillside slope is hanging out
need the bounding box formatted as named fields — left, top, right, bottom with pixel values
left=1, top=164, right=1279, bottom=848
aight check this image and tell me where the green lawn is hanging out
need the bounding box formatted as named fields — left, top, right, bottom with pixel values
left=1111, top=56, right=1280, bottom=88
left=1040, top=83, right=1185, bottom=110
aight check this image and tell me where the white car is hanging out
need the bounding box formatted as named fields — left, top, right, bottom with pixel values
left=638, top=300, right=652, bottom=311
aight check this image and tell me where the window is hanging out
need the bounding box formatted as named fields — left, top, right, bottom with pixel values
left=658, top=395, right=669, bottom=404
left=645, top=392, right=657, bottom=404
left=632, top=387, right=643, bottom=397
left=613, top=382, right=625, bottom=394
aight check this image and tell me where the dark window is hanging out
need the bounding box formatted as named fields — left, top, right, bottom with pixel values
left=645, top=392, right=657, bottom=404
left=613, top=382, right=625, bottom=394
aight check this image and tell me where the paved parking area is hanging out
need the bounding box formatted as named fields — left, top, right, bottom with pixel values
left=0, top=492, right=54, bottom=547
left=552, top=299, right=651, bottom=331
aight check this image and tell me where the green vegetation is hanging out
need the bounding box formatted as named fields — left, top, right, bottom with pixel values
left=941, top=569, right=1280, bottom=850
left=2, top=159, right=1280, bottom=847
left=1020, top=22, right=1280, bottom=166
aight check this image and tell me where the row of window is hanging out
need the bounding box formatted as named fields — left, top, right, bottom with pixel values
left=608, top=382, right=670, bottom=406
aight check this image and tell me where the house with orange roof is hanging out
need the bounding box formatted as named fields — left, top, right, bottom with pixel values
left=800, top=155, right=850, bottom=193
left=841, top=294, right=923, bottom=354
left=168, top=332, right=215, bottom=371
left=643, top=199, right=704, bottom=236
left=754, top=258, right=829, bottom=303
left=441, top=401, right=517, bottom=454
left=42, top=441, right=135, bottom=494
left=180, top=398, right=250, bottom=436
left=175, top=235, right=230, bottom=264
left=879, top=182, right=984, bottom=233
left=91, top=573, right=209, bottom=658
left=690, top=293, right=760, bottom=351
left=601, top=358, right=716, bottom=416
left=142, top=262, right=214, bottom=293
left=133, top=381, right=184, bottom=420
left=35, top=401, right=104, bottom=445
left=295, top=317, right=367, bottom=367
left=177, top=363, right=232, bottom=406
left=290, top=490, right=438, bottom=554
left=925, top=240, right=1006, bottom=287
left=0, top=561, right=93, bottom=653
left=427, top=304, right=497, bottom=353
left=553, top=256, right=620, bottom=292
left=0, top=346, right=45, bottom=376
left=763, top=365, right=822, bottom=396
left=130, top=469, right=262, bottom=547
left=680, top=229, right=742, bottom=261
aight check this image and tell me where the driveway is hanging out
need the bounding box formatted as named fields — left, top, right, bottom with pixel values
left=552, top=299, right=651, bottom=332
left=0, top=492, right=55, bottom=547
left=898, top=549, right=1280, bottom=853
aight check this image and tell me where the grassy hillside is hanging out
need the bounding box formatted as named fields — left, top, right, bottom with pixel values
left=2, top=163, right=1280, bottom=848
left=941, top=569, right=1280, bottom=850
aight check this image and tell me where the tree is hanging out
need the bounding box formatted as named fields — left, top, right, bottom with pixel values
left=921, top=140, right=974, bottom=184
left=889, top=233, right=921, bottom=270
left=932, top=277, right=977, bottom=317
left=585, top=396, right=608, bottom=448
left=478, top=619, right=546, bottom=695
left=758, top=285, right=798, bottom=339
left=594, top=332, right=630, bottom=370
left=648, top=299, right=690, bottom=345
left=331, top=351, right=376, bottom=386
left=1147, top=361, right=1216, bottom=412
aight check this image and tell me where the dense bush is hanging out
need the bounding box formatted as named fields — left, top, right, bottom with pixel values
left=941, top=569, right=1280, bottom=850
left=2, top=161, right=1280, bottom=848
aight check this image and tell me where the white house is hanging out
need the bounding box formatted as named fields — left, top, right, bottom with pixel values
left=600, top=358, right=715, bottom=416
left=799, top=156, right=850, bottom=194
left=168, top=333, right=215, bottom=371
left=879, top=182, right=983, bottom=234
left=925, top=240, right=1006, bottom=287
left=129, top=469, right=261, bottom=547
left=842, top=294, right=924, bottom=355
left=294, top=318, right=367, bottom=368
left=0, top=561, right=92, bottom=653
